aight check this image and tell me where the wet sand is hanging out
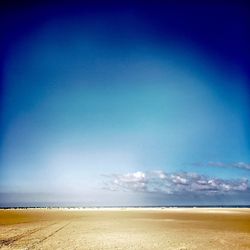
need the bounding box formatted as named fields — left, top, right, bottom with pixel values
left=0, top=208, right=250, bottom=249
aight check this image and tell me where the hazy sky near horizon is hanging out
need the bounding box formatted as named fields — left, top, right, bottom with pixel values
left=1, top=1, right=249, bottom=206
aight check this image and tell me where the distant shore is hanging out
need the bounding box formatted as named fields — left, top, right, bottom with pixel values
left=1, top=205, right=250, bottom=209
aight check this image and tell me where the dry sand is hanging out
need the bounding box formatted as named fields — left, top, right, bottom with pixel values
left=0, top=208, right=250, bottom=249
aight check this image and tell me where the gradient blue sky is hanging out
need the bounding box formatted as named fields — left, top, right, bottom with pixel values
left=0, top=1, right=249, bottom=206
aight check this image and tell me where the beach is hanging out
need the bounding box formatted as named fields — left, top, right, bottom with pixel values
left=0, top=208, right=250, bottom=249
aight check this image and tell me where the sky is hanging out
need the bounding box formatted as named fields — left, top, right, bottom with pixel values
left=0, top=1, right=249, bottom=206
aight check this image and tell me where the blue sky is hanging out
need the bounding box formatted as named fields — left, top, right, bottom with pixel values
left=0, top=1, right=249, bottom=206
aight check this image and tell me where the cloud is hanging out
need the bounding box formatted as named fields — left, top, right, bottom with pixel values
left=231, top=162, right=250, bottom=170
left=192, top=161, right=250, bottom=171
left=103, top=171, right=248, bottom=195
left=103, top=171, right=148, bottom=192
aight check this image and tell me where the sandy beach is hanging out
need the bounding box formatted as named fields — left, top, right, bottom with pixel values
left=0, top=208, right=249, bottom=249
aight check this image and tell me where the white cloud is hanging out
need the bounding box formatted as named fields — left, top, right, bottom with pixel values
left=232, top=162, right=250, bottom=170
left=103, top=171, right=148, bottom=192
left=103, top=171, right=249, bottom=195
left=193, top=161, right=250, bottom=170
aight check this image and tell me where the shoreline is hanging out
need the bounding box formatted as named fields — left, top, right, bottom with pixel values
left=1, top=207, right=250, bottom=212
